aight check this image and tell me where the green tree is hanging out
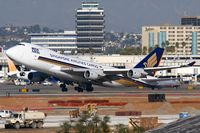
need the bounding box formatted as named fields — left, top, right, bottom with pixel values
left=60, top=49, right=65, bottom=55
left=57, top=122, right=72, bottom=133
left=42, top=27, right=50, bottom=33
left=119, top=47, right=136, bottom=55
left=79, top=49, right=86, bottom=55
left=148, top=47, right=154, bottom=53
left=115, top=124, right=129, bottom=133
left=142, top=46, right=147, bottom=55
left=89, top=48, right=95, bottom=55
left=161, top=42, right=165, bottom=48
left=74, top=111, right=91, bottom=133
left=100, top=116, right=110, bottom=133
left=133, top=126, right=145, bottom=133
left=71, top=49, right=75, bottom=55
left=93, top=115, right=101, bottom=128
left=74, top=122, right=86, bottom=133
left=154, top=44, right=158, bottom=48
left=135, top=47, right=142, bottom=55
left=182, top=41, right=186, bottom=54
left=29, top=24, right=41, bottom=33
left=175, top=42, right=179, bottom=54
left=166, top=40, right=170, bottom=46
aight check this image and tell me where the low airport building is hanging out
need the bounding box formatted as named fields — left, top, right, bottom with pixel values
left=29, top=31, right=77, bottom=54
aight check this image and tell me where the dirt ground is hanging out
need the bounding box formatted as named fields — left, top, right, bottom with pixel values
left=0, top=94, right=200, bottom=133
left=0, top=94, right=200, bottom=115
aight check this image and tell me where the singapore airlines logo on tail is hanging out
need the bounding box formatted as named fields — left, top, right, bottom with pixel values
left=143, top=53, right=157, bottom=67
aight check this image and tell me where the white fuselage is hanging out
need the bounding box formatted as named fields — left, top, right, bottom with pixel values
left=6, top=43, right=114, bottom=85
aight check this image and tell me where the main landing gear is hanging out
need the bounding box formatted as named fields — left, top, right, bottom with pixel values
left=60, top=83, right=68, bottom=92
left=74, top=84, right=94, bottom=93
left=59, top=82, right=94, bottom=92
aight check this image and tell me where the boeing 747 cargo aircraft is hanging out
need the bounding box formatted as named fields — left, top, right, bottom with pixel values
left=6, top=43, right=195, bottom=92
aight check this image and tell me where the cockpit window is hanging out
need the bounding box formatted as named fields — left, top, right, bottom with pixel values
left=18, top=44, right=25, bottom=46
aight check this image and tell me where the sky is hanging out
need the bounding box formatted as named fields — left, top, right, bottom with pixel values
left=0, top=0, right=200, bottom=33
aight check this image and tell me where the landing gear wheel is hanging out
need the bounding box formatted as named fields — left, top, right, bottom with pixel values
left=77, top=87, right=83, bottom=92
left=86, top=87, right=94, bottom=92
left=14, top=122, right=20, bottom=129
left=60, top=83, right=68, bottom=92
left=37, top=122, right=43, bottom=128
left=61, top=87, right=68, bottom=92
left=5, top=124, right=11, bottom=129
left=74, top=87, right=78, bottom=91
left=31, top=122, right=37, bottom=128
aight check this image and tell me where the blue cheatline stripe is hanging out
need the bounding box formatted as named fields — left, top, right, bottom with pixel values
left=38, top=56, right=86, bottom=68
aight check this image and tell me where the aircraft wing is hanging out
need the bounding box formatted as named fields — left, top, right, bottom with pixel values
left=141, top=77, right=180, bottom=82
left=60, top=67, right=129, bottom=74
left=143, top=61, right=195, bottom=72
left=60, top=61, right=195, bottom=75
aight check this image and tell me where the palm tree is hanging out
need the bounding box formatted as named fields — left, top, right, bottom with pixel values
left=60, top=49, right=65, bottom=55
left=93, top=115, right=101, bottom=128
left=182, top=41, right=186, bottom=55
left=57, top=122, right=72, bottom=133
left=161, top=42, right=165, bottom=48
left=71, top=49, right=75, bottom=55
left=148, top=47, right=153, bottom=53
left=142, top=46, right=147, bottom=55
left=136, top=47, right=142, bottom=55
left=100, top=116, right=110, bottom=133
left=175, top=42, right=179, bottom=54
left=115, top=124, right=129, bottom=133
left=166, top=40, right=170, bottom=47
left=74, top=122, right=86, bottom=133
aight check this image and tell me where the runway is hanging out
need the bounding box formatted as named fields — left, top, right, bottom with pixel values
left=0, top=83, right=200, bottom=97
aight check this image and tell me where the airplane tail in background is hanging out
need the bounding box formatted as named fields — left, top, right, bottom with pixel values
left=134, top=47, right=164, bottom=76
left=7, top=58, right=18, bottom=75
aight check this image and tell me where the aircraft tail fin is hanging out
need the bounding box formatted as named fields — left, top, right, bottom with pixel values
left=134, top=47, right=164, bottom=76
left=7, top=58, right=18, bottom=75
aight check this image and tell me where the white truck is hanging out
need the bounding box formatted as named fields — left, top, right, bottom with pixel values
left=0, top=110, right=12, bottom=118
left=5, top=111, right=46, bottom=129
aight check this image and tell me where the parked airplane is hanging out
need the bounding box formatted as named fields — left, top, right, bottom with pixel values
left=133, top=76, right=181, bottom=89
left=6, top=42, right=195, bottom=92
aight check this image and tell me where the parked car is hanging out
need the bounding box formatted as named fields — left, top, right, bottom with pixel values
left=0, top=110, right=12, bottom=118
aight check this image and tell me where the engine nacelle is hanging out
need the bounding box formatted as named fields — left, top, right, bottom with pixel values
left=28, top=72, right=48, bottom=82
left=127, top=69, right=147, bottom=78
left=84, top=70, right=104, bottom=80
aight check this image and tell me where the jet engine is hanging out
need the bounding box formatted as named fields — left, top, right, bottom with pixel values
left=28, top=72, right=48, bottom=82
left=84, top=70, right=104, bottom=80
left=127, top=68, right=147, bottom=78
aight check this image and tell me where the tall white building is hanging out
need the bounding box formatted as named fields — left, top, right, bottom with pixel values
left=142, top=25, right=200, bottom=55
left=76, top=2, right=105, bottom=53
left=30, top=31, right=77, bottom=54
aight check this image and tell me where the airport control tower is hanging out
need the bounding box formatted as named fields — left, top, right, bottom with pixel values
left=76, top=1, right=105, bottom=53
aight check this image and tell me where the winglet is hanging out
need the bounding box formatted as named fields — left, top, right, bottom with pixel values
left=186, top=61, right=195, bottom=67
